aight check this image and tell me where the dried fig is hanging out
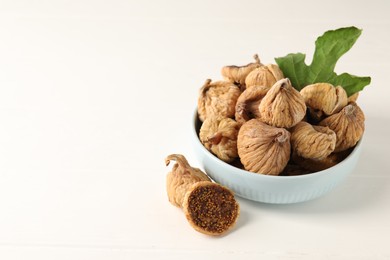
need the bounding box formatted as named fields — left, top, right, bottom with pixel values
left=348, top=92, right=359, bottom=103
left=165, top=154, right=211, bottom=207
left=183, top=181, right=240, bottom=236
left=300, top=83, right=348, bottom=122
left=237, top=119, right=291, bottom=175
left=244, top=64, right=284, bottom=89
left=221, top=54, right=262, bottom=90
left=199, top=117, right=239, bottom=163
left=235, top=85, right=270, bottom=126
left=165, top=154, right=239, bottom=236
left=197, top=79, right=241, bottom=122
left=291, top=121, right=336, bottom=160
left=258, top=78, right=306, bottom=128
left=319, top=102, right=365, bottom=152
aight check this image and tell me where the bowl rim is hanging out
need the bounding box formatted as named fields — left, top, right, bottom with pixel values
left=192, top=108, right=363, bottom=180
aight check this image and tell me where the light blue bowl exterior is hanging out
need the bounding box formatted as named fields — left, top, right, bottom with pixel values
left=191, top=110, right=363, bottom=204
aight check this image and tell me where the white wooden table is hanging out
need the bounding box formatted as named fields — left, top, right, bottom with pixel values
left=0, top=1, right=389, bottom=259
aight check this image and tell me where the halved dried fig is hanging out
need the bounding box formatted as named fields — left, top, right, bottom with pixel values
left=183, top=181, right=239, bottom=236
left=165, top=154, right=211, bottom=207
left=165, top=154, right=239, bottom=236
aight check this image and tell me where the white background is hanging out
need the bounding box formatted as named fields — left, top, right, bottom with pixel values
left=0, top=1, right=389, bottom=259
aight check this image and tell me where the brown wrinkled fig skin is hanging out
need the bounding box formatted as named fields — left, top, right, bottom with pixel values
left=165, top=154, right=211, bottom=207
left=197, top=79, right=241, bottom=122
left=291, top=121, right=336, bottom=160
left=244, top=64, right=284, bottom=89
left=300, top=83, right=348, bottom=122
left=183, top=181, right=239, bottom=236
left=259, top=78, right=306, bottom=128
left=199, top=117, right=239, bottom=163
left=235, top=85, right=270, bottom=126
left=348, top=92, right=359, bottom=103
left=319, top=102, right=365, bottom=152
left=237, top=119, right=291, bottom=175
left=221, top=54, right=262, bottom=90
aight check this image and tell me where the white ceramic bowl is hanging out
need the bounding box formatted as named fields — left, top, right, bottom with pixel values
left=191, top=110, right=363, bottom=204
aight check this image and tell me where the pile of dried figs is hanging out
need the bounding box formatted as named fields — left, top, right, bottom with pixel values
left=197, top=55, right=365, bottom=176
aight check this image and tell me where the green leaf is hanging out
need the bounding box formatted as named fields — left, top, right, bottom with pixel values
left=275, top=26, right=371, bottom=96
left=329, top=73, right=371, bottom=97
left=274, top=53, right=309, bottom=91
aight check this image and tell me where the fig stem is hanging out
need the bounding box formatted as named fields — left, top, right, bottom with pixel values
left=253, top=54, right=261, bottom=64
left=200, top=79, right=212, bottom=97
left=275, top=133, right=288, bottom=143
left=165, top=154, right=191, bottom=169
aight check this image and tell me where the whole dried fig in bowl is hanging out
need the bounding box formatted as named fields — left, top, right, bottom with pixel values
left=191, top=108, right=363, bottom=204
